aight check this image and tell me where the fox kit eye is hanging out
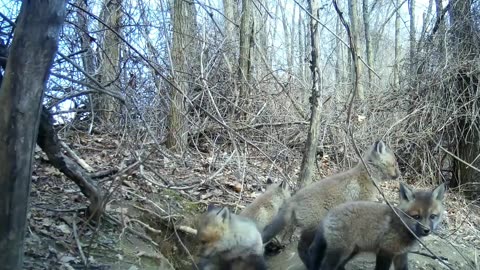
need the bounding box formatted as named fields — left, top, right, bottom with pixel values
left=430, top=214, right=438, bottom=220
left=412, top=214, right=421, bottom=220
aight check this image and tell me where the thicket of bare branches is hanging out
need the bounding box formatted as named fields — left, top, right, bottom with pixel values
left=0, top=0, right=479, bottom=219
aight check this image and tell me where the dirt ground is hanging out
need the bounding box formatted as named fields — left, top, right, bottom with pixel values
left=23, top=135, right=480, bottom=269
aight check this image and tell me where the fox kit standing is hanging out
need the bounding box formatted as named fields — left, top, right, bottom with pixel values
left=305, top=182, right=446, bottom=270
left=262, top=140, right=400, bottom=243
left=194, top=205, right=267, bottom=270
left=240, top=180, right=291, bottom=231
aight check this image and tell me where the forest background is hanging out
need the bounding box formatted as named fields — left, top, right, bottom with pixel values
left=0, top=0, right=479, bottom=269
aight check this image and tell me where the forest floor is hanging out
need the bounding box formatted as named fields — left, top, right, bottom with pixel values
left=23, top=132, right=480, bottom=270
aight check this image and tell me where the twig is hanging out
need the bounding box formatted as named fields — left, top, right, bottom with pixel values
left=72, top=214, right=88, bottom=267
left=104, top=214, right=158, bottom=247
left=206, top=150, right=236, bottom=182
left=173, top=222, right=198, bottom=270
left=60, top=141, right=94, bottom=173
left=129, top=218, right=162, bottom=234
left=411, top=250, right=449, bottom=261
left=90, top=168, right=118, bottom=179
left=438, top=145, right=480, bottom=174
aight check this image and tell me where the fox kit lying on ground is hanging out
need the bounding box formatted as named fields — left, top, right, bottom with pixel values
left=194, top=205, right=267, bottom=270
left=303, top=182, right=446, bottom=270
left=240, top=179, right=291, bottom=231
left=262, top=140, right=400, bottom=243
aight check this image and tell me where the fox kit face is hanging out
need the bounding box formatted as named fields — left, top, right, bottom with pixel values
left=196, top=206, right=230, bottom=257
left=399, top=182, right=446, bottom=237
left=369, top=140, right=401, bottom=180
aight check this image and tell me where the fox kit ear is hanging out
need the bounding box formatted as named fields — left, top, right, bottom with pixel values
left=207, top=203, right=217, bottom=212
left=399, top=182, right=415, bottom=202
left=216, top=207, right=230, bottom=222
left=432, top=183, right=446, bottom=201
left=266, top=177, right=274, bottom=185
left=375, top=140, right=386, bottom=154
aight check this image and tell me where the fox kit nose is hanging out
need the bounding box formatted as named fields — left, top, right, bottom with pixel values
left=421, top=227, right=430, bottom=236
left=391, top=167, right=401, bottom=179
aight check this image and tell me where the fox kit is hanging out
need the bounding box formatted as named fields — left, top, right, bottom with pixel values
left=305, top=182, right=446, bottom=270
left=262, top=140, right=400, bottom=243
left=195, top=205, right=267, bottom=270
left=240, top=180, right=291, bottom=231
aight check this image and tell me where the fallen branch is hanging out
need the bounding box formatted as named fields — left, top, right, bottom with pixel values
left=90, top=168, right=118, bottom=179
left=37, top=106, right=103, bottom=218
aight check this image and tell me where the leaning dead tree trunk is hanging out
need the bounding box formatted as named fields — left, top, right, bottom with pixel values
left=0, top=1, right=66, bottom=268
left=37, top=106, right=104, bottom=218
left=298, top=0, right=323, bottom=188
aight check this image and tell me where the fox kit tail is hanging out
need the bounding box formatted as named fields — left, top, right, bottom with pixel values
left=261, top=202, right=293, bottom=243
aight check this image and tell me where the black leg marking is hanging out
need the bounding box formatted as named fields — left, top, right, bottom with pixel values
left=337, top=248, right=359, bottom=270
left=298, top=226, right=317, bottom=269
left=319, top=249, right=345, bottom=270
left=262, top=206, right=289, bottom=243
left=375, top=250, right=394, bottom=270
left=393, top=253, right=409, bottom=270
left=308, top=226, right=327, bottom=270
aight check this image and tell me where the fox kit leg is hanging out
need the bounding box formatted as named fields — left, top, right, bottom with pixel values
left=307, top=226, right=327, bottom=270
left=393, top=253, right=408, bottom=270
left=374, top=250, right=394, bottom=270
left=318, top=248, right=352, bottom=270
left=262, top=204, right=293, bottom=243
left=298, top=226, right=317, bottom=268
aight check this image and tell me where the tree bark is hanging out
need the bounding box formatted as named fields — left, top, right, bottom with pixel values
left=95, top=0, right=123, bottom=127
left=76, top=0, right=95, bottom=75
left=362, top=0, right=373, bottom=85
left=394, top=0, right=400, bottom=88
left=223, top=0, right=237, bottom=68
left=298, top=0, right=323, bottom=188
left=0, top=1, right=66, bottom=268
left=237, top=0, right=253, bottom=112
left=348, top=0, right=364, bottom=100
left=434, top=0, right=445, bottom=56
left=166, top=0, right=197, bottom=152
left=448, top=0, right=480, bottom=199
left=408, top=0, right=416, bottom=75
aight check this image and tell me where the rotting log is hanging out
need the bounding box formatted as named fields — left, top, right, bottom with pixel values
left=0, top=1, right=66, bottom=268
left=37, top=106, right=104, bottom=218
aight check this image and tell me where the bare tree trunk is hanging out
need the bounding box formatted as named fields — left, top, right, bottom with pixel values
left=408, top=0, right=416, bottom=75
left=434, top=0, right=445, bottom=56
left=348, top=0, right=364, bottom=100
left=238, top=0, right=253, bottom=113
left=394, top=0, right=400, bottom=88
left=253, top=0, right=268, bottom=77
left=298, top=0, right=323, bottom=188
left=95, top=0, right=123, bottom=127
left=280, top=0, right=292, bottom=73
left=448, top=0, right=480, bottom=199
left=362, top=0, right=373, bottom=85
left=0, top=1, right=65, bottom=268
left=298, top=9, right=305, bottom=81
left=335, top=17, right=343, bottom=88
left=166, top=0, right=197, bottom=152
left=290, top=3, right=297, bottom=76
left=223, top=0, right=236, bottom=68
left=76, top=0, right=95, bottom=75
